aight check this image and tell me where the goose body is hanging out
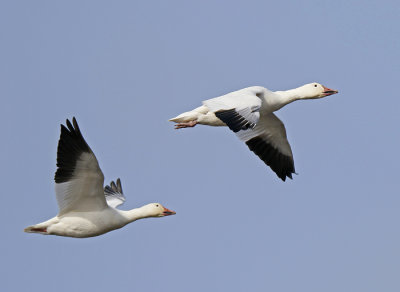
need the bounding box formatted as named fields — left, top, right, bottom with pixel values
left=25, top=118, right=175, bottom=238
left=170, top=82, right=338, bottom=181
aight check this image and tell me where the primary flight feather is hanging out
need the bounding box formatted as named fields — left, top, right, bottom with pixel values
left=170, top=82, right=338, bottom=181
left=25, top=118, right=175, bottom=238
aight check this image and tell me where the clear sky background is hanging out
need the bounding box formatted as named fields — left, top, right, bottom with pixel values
left=1, top=0, right=399, bottom=291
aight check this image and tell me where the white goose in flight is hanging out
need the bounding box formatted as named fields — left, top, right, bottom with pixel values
left=25, top=118, right=175, bottom=238
left=170, top=82, right=338, bottom=181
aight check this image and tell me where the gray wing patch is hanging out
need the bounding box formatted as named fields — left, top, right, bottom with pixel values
left=104, top=178, right=126, bottom=208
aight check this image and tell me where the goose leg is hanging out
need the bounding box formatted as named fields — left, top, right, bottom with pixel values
left=174, top=120, right=197, bottom=129
left=24, top=226, right=48, bottom=233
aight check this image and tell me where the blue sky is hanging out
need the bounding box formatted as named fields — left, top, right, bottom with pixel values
left=1, top=0, right=400, bottom=291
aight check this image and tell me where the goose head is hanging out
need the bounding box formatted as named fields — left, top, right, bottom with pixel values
left=143, top=203, right=176, bottom=218
left=299, top=82, right=338, bottom=99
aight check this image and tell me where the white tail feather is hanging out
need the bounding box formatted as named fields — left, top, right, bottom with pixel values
left=169, top=105, right=209, bottom=123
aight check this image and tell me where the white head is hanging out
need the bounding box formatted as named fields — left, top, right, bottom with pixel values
left=142, top=203, right=176, bottom=218
left=299, top=82, right=338, bottom=99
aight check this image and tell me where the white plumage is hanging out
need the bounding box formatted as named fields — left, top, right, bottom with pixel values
left=170, top=82, right=338, bottom=181
left=25, top=118, right=175, bottom=238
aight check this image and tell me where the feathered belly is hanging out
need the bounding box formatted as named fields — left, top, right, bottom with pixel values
left=48, top=211, right=126, bottom=238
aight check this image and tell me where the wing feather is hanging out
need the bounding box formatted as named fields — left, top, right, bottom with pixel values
left=203, top=87, right=262, bottom=126
left=203, top=87, right=295, bottom=181
left=240, top=113, right=295, bottom=181
left=54, top=118, right=107, bottom=215
left=104, top=178, right=126, bottom=208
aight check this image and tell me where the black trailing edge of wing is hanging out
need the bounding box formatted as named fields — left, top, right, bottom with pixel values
left=246, top=137, right=295, bottom=181
left=54, top=117, right=92, bottom=183
left=215, top=109, right=256, bottom=133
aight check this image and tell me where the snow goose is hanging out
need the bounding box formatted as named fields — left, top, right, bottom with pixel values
left=24, top=118, right=175, bottom=238
left=170, top=82, right=338, bottom=181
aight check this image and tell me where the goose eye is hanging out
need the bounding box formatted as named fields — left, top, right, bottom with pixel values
left=314, top=84, right=317, bottom=87
left=156, top=204, right=159, bottom=207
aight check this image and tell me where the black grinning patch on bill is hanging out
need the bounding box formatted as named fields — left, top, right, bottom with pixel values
left=246, top=136, right=295, bottom=181
left=215, top=109, right=256, bottom=133
left=54, top=117, right=92, bottom=183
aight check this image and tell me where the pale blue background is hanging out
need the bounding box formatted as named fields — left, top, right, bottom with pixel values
left=1, top=1, right=400, bottom=291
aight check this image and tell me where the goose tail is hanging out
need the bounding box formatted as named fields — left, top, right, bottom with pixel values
left=169, top=105, right=209, bottom=123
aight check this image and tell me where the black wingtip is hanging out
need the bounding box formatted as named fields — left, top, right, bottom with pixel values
left=54, top=117, right=92, bottom=183
left=65, top=118, right=73, bottom=132
left=107, top=178, right=123, bottom=194
left=246, top=136, right=295, bottom=182
left=215, top=109, right=256, bottom=133
left=72, top=117, right=80, bottom=132
left=116, top=178, right=123, bottom=193
left=110, top=181, right=117, bottom=190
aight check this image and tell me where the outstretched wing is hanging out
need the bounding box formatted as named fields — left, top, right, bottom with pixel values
left=54, top=117, right=107, bottom=215
left=104, top=178, right=126, bottom=208
left=204, top=88, right=295, bottom=181
left=203, top=87, right=262, bottom=131
left=238, top=113, right=295, bottom=181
